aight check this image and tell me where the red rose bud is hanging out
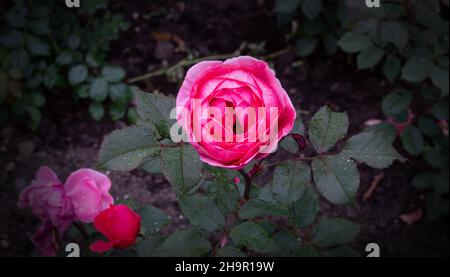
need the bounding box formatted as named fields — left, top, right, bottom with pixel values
left=89, top=204, right=141, bottom=253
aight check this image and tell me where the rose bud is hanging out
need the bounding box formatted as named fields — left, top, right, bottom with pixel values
left=176, top=56, right=296, bottom=169
left=89, top=204, right=141, bottom=253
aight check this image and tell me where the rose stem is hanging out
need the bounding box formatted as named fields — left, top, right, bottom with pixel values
left=238, top=169, right=253, bottom=200
left=74, top=222, right=89, bottom=241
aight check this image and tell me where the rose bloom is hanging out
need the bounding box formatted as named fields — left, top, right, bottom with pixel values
left=65, top=169, right=114, bottom=223
left=90, top=204, right=141, bottom=253
left=18, top=166, right=75, bottom=232
left=176, top=56, right=296, bottom=169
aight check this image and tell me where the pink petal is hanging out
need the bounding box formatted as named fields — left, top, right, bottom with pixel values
left=89, top=240, right=114, bottom=253
left=35, top=166, right=59, bottom=183
left=65, top=177, right=102, bottom=223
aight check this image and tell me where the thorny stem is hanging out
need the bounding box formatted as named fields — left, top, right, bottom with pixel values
left=128, top=45, right=292, bottom=83
left=238, top=169, right=253, bottom=200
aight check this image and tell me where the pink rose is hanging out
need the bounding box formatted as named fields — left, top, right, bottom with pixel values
left=18, top=166, right=75, bottom=232
left=176, top=56, right=296, bottom=169
left=65, top=169, right=114, bottom=223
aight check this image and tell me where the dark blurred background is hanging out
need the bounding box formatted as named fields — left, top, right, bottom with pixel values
left=0, top=0, right=448, bottom=257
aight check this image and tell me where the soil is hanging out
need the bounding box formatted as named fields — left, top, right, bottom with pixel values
left=0, top=0, right=448, bottom=257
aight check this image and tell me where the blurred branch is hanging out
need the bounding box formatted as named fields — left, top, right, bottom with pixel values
left=128, top=45, right=291, bottom=84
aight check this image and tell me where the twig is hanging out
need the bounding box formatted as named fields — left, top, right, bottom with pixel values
left=128, top=53, right=240, bottom=84
left=128, top=46, right=291, bottom=84
left=238, top=169, right=253, bottom=200
left=363, top=173, right=384, bottom=202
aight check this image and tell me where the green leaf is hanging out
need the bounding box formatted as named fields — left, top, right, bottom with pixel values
left=140, top=155, right=162, bottom=174
left=56, top=51, right=73, bottom=66
left=312, top=217, right=360, bottom=247
left=26, top=35, right=50, bottom=56
left=357, top=46, right=384, bottom=70
left=155, top=228, right=211, bottom=257
left=68, top=65, right=88, bottom=86
left=86, top=52, right=103, bottom=68
left=90, top=78, right=109, bottom=101
left=77, top=85, right=90, bottom=99
left=272, top=160, right=310, bottom=204
left=5, top=10, right=26, bottom=28
left=109, top=83, right=129, bottom=102
left=401, top=57, right=434, bottom=82
left=382, top=89, right=412, bottom=116
left=238, top=199, right=288, bottom=220
left=280, top=113, right=305, bottom=153
left=301, top=0, right=322, bottom=20
left=342, top=131, right=405, bottom=168
left=216, top=245, right=246, bottom=257
left=98, top=126, right=159, bottom=171
left=67, top=34, right=80, bottom=50
left=109, top=102, right=127, bottom=121
left=363, top=122, right=397, bottom=144
left=279, top=136, right=299, bottom=154
left=295, top=37, right=319, bottom=56
left=30, top=19, right=51, bottom=35
left=161, top=145, right=203, bottom=196
left=383, top=55, right=401, bottom=82
left=230, top=222, right=276, bottom=253
left=401, top=126, right=424, bottom=156
left=431, top=97, right=449, bottom=120
left=89, top=102, right=104, bottom=121
left=10, top=49, right=29, bottom=73
left=140, top=206, right=170, bottom=235
left=101, top=65, right=126, bottom=82
left=337, top=32, right=370, bottom=53
left=134, top=88, right=176, bottom=138
left=0, top=30, right=24, bottom=48
left=422, top=85, right=442, bottom=101
left=275, top=0, right=301, bottom=13
left=179, top=195, right=225, bottom=232
left=379, top=21, right=409, bottom=50
left=205, top=181, right=240, bottom=214
left=431, top=67, right=449, bottom=95
left=289, top=186, right=319, bottom=228
left=312, top=155, right=359, bottom=205
left=418, top=116, right=441, bottom=137
left=271, top=230, right=301, bottom=257
left=309, top=106, right=349, bottom=153
left=137, top=234, right=163, bottom=257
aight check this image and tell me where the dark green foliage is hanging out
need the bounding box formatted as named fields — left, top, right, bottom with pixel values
left=0, top=0, right=131, bottom=129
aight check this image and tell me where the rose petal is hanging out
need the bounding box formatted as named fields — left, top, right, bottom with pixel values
left=89, top=240, right=115, bottom=253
